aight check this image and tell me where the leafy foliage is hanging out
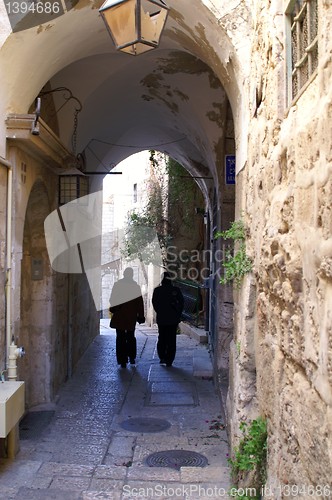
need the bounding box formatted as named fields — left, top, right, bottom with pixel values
left=220, top=243, right=253, bottom=287
left=228, top=417, right=268, bottom=499
left=123, top=211, right=161, bottom=265
left=215, top=219, right=252, bottom=287
left=215, top=219, right=246, bottom=242
left=122, top=151, right=202, bottom=267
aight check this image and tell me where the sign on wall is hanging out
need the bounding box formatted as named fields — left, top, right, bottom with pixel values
left=225, top=155, right=236, bottom=185
left=31, top=258, right=43, bottom=280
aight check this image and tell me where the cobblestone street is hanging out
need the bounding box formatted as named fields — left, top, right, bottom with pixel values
left=0, top=323, right=230, bottom=499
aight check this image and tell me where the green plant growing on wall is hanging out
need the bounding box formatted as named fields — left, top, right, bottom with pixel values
left=228, top=417, right=268, bottom=499
left=166, top=156, right=199, bottom=233
left=215, top=219, right=252, bottom=287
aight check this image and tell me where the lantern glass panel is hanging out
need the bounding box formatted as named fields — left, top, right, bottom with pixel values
left=59, top=176, right=77, bottom=205
left=102, top=0, right=137, bottom=48
left=140, top=0, right=168, bottom=45
left=59, top=176, right=89, bottom=205
left=78, top=177, right=89, bottom=198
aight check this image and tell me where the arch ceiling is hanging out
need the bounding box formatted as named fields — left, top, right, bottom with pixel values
left=0, top=0, right=251, bottom=177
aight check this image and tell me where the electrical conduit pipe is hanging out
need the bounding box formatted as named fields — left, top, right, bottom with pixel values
left=1, top=156, right=25, bottom=380
left=0, top=156, right=14, bottom=457
left=0, top=156, right=13, bottom=375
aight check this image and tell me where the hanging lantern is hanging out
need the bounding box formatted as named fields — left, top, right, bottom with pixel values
left=59, top=168, right=89, bottom=206
left=99, top=0, right=169, bottom=56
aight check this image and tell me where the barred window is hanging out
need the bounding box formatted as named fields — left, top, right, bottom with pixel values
left=286, top=0, right=318, bottom=103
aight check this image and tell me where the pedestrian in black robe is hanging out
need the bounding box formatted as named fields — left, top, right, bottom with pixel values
left=152, top=272, right=184, bottom=367
left=109, top=267, right=145, bottom=368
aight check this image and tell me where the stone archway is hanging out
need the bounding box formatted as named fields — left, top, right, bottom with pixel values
left=20, top=179, right=53, bottom=408
left=1, top=0, right=241, bottom=426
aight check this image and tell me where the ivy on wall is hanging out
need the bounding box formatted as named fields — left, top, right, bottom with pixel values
left=215, top=219, right=252, bottom=287
left=228, top=417, right=268, bottom=499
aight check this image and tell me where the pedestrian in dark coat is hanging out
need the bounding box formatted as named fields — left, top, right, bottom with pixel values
left=152, top=272, right=184, bottom=367
left=109, top=267, right=145, bottom=368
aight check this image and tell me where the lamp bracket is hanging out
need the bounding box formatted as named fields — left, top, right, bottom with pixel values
left=37, top=87, right=82, bottom=154
left=31, top=97, right=41, bottom=136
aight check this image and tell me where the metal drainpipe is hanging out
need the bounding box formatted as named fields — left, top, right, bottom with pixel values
left=0, top=156, right=13, bottom=372
left=67, top=274, right=72, bottom=379
left=1, top=156, right=25, bottom=459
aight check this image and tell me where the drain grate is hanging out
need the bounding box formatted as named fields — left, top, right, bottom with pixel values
left=120, top=417, right=171, bottom=433
left=19, top=411, right=54, bottom=440
left=145, top=449, right=208, bottom=470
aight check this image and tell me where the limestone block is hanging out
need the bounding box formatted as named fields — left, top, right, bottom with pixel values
left=279, top=371, right=332, bottom=484
left=227, top=339, right=259, bottom=453
left=218, top=302, right=234, bottom=330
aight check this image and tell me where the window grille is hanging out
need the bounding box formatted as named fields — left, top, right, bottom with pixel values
left=286, top=0, right=318, bottom=103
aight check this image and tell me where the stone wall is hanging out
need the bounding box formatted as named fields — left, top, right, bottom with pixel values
left=228, top=0, right=332, bottom=491
left=7, top=144, right=99, bottom=407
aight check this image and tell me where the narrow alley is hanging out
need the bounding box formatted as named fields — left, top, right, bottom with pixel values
left=1, top=0, right=331, bottom=491
left=0, top=323, right=230, bottom=499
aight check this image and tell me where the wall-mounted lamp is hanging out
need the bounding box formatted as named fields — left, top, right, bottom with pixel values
left=203, top=212, right=208, bottom=225
left=31, top=97, right=41, bottom=136
left=99, top=0, right=169, bottom=56
left=195, top=207, right=208, bottom=225
left=59, top=168, right=89, bottom=206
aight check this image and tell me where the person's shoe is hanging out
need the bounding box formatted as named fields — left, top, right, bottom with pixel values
left=166, top=363, right=172, bottom=367
left=130, top=358, right=136, bottom=365
left=159, top=359, right=166, bottom=364
left=120, top=363, right=126, bottom=368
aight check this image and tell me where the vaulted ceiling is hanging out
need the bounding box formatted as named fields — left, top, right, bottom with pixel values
left=0, top=0, right=251, bottom=179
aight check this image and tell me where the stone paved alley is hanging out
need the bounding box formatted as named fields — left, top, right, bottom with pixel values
left=0, top=322, right=230, bottom=499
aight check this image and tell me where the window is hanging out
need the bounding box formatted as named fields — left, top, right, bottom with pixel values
left=133, top=183, right=137, bottom=203
left=286, top=0, right=318, bottom=103
left=21, top=162, right=27, bottom=184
